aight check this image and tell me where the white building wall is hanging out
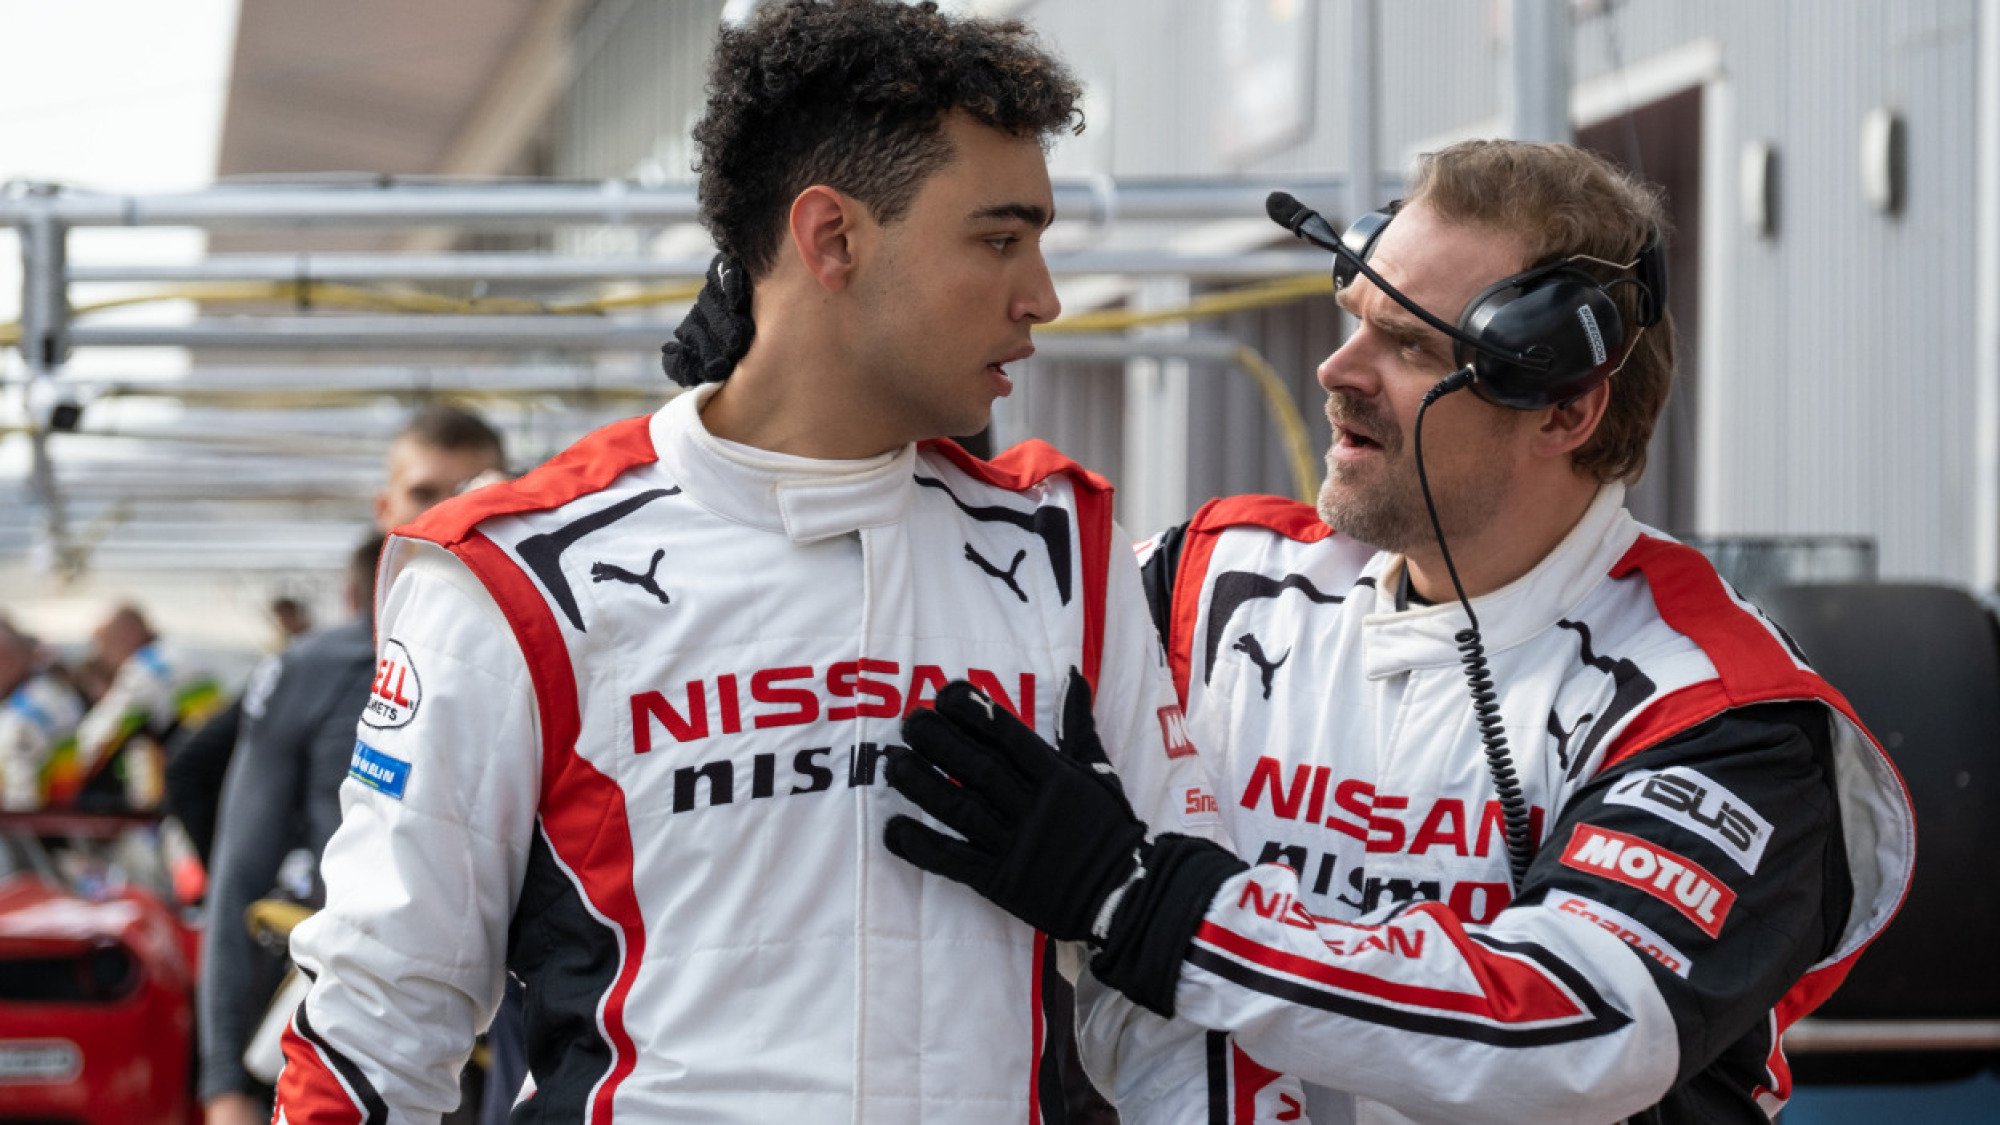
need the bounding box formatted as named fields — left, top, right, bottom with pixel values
left=549, top=0, right=1992, bottom=586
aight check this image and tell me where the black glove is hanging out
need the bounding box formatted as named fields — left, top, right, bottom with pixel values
left=885, top=676, right=1249, bottom=1017
left=885, top=676, right=1144, bottom=945
left=659, top=253, right=755, bottom=387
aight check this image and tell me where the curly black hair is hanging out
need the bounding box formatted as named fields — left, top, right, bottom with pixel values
left=693, top=0, right=1084, bottom=279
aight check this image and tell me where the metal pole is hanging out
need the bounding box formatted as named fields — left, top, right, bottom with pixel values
left=1347, top=0, right=1382, bottom=222
left=30, top=337, right=1252, bottom=399
left=67, top=317, right=685, bottom=350
left=66, top=250, right=1335, bottom=285
left=0, top=177, right=1357, bottom=229
left=1977, top=0, right=2000, bottom=589
left=17, top=191, right=75, bottom=574
left=1784, top=1019, right=2000, bottom=1053
left=1508, top=0, right=1573, bottom=142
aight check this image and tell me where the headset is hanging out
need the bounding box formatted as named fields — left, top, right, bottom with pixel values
left=1266, top=191, right=1666, bottom=410
left=1267, top=190, right=1668, bottom=890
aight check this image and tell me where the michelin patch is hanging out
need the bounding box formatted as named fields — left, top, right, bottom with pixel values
left=349, top=739, right=411, bottom=799
left=363, top=639, right=422, bottom=730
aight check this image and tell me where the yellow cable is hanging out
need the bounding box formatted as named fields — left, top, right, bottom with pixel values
left=1043, top=274, right=1332, bottom=334
left=1230, top=345, right=1321, bottom=505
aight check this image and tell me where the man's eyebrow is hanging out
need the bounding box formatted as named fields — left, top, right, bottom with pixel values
left=968, top=202, right=1054, bottom=228
left=1341, top=289, right=1446, bottom=351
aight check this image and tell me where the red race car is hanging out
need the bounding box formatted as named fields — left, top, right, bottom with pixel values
left=0, top=812, right=201, bottom=1124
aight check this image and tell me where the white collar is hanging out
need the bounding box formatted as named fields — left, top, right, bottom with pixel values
left=1361, top=482, right=1639, bottom=677
left=650, top=384, right=918, bottom=544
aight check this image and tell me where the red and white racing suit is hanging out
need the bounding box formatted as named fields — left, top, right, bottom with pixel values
left=1137, top=485, right=1914, bottom=1124
left=278, top=385, right=1298, bottom=1124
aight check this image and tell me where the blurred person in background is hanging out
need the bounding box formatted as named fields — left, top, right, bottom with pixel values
left=274, top=2, right=1295, bottom=1121
left=199, top=534, right=385, bottom=1125
left=0, top=615, right=87, bottom=811
left=271, top=596, right=314, bottom=647
left=57, top=601, right=221, bottom=812
left=165, top=404, right=507, bottom=865
left=883, top=139, right=1915, bottom=1123
left=175, top=405, right=506, bottom=1125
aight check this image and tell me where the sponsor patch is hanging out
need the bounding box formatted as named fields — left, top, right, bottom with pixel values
left=1548, top=890, right=1693, bottom=978
left=363, top=639, right=422, bottom=729
left=1157, top=704, right=1196, bottom=759
left=1559, top=823, right=1736, bottom=938
left=1606, top=766, right=1773, bottom=874
left=349, top=739, right=411, bottom=799
left=1181, top=785, right=1222, bottom=829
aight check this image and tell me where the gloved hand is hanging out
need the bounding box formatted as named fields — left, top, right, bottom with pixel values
left=884, top=676, right=1145, bottom=945
left=659, top=253, right=755, bottom=387
left=885, top=676, right=1250, bottom=1017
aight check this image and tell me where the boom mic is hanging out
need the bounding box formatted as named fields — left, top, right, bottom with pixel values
left=1266, top=191, right=1343, bottom=254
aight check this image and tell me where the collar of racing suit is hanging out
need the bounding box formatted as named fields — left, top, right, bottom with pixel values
left=1359, top=481, right=1636, bottom=678
left=651, top=383, right=917, bottom=544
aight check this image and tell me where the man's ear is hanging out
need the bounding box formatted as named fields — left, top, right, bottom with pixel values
left=1535, top=378, right=1612, bottom=460
left=788, top=185, right=867, bottom=293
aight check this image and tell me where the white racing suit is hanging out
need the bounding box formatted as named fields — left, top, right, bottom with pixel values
left=0, top=669, right=85, bottom=810
left=1136, top=484, right=1914, bottom=1124
left=278, top=385, right=1302, bottom=1124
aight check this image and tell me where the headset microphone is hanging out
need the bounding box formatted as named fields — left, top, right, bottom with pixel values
left=1266, top=191, right=1344, bottom=255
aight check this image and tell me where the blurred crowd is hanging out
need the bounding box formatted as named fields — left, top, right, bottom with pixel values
left=0, top=403, right=512, bottom=1125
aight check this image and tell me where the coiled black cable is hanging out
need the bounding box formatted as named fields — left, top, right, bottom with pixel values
left=1412, top=369, right=1536, bottom=891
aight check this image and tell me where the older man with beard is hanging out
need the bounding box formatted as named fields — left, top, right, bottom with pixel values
left=883, top=139, right=1913, bottom=1124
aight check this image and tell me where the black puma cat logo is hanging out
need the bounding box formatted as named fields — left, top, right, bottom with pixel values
left=1232, top=633, right=1289, bottom=699
left=965, top=544, right=1029, bottom=603
left=591, top=548, right=671, bottom=606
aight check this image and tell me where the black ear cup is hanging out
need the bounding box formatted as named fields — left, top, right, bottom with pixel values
left=1456, top=269, right=1627, bottom=410
left=1332, top=201, right=1660, bottom=411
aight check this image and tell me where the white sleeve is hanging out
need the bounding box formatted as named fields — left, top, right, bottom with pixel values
left=278, top=544, right=541, bottom=1124
left=1074, top=525, right=1310, bottom=1125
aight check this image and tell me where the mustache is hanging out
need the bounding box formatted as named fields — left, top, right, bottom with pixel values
left=1325, top=396, right=1402, bottom=453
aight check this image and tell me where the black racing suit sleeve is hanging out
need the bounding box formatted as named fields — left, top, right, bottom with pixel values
left=1138, top=521, right=1190, bottom=654
left=164, top=695, right=243, bottom=866
left=1531, top=699, right=1850, bottom=1121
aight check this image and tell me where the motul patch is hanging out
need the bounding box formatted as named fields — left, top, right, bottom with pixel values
left=1559, top=823, right=1736, bottom=938
left=1158, top=704, right=1197, bottom=759
left=363, top=639, right=422, bottom=730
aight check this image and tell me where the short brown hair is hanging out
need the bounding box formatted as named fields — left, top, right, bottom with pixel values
left=396, top=405, right=505, bottom=469
left=1408, top=139, right=1673, bottom=484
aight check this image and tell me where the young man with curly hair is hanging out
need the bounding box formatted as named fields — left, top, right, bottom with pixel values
left=275, top=3, right=1294, bottom=1122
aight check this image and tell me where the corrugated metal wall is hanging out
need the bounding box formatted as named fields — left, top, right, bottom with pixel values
left=549, top=0, right=1989, bottom=584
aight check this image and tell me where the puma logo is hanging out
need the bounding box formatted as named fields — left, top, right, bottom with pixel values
left=590, top=548, right=671, bottom=607
left=964, top=544, right=1029, bottom=603
left=1547, top=709, right=1595, bottom=774
left=1232, top=633, right=1289, bottom=699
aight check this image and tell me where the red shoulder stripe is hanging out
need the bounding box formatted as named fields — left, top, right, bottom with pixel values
left=1168, top=501, right=1226, bottom=701
left=925, top=436, right=1112, bottom=496
left=1188, top=493, right=1335, bottom=543
left=400, top=415, right=658, bottom=547
left=926, top=438, right=1115, bottom=692
left=455, top=532, right=646, bottom=1122
left=1166, top=496, right=1333, bottom=701
left=1599, top=535, right=1871, bottom=771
